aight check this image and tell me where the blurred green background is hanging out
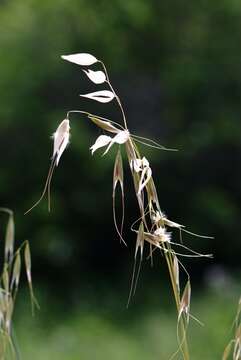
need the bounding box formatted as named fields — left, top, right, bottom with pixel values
left=0, top=0, right=240, bottom=358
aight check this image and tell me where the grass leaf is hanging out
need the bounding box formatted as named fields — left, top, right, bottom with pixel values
left=4, top=214, right=14, bottom=262
left=2, top=265, right=9, bottom=294
left=222, top=341, right=233, bottom=360
left=11, top=251, right=21, bottom=291
left=24, top=242, right=39, bottom=314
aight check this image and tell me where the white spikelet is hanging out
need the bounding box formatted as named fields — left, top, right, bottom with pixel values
left=61, top=53, right=98, bottom=66
left=103, top=130, right=130, bottom=155
left=80, top=90, right=115, bottom=103
left=130, top=157, right=152, bottom=194
left=52, top=119, right=70, bottom=166
left=90, top=130, right=129, bottom=156
left=154, top=227, right=171, bottom=243
left=90, top=135, right=112, bottom=155
left=83, top=69, right=106, bottom=84
left=25, top=119, right=70, bottom=214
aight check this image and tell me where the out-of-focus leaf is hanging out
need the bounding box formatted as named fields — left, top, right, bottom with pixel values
left=222, top=342, right=232, bottom=360
left=4, top=214, right=14, bottom=261
left=0, top=290, right=5, bottom=326
left=2, top=265, right=9, bottom=293
left=24, top=242, right=39, bottom=313
left=5, top=296, right=13, bottom=334
left=11, top=251, right=21, bottom=290
left=24, top=242, right=32, bottom=286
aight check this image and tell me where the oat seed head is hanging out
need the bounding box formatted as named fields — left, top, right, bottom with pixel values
left=53, top=119, right=70, bottom=166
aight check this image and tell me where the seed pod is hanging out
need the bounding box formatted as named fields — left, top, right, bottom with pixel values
left=88, top=116, right=118, bottom=133
left=113, top=150, right=125, bottom=244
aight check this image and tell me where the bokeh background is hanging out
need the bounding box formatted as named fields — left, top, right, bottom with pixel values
left=0, top=0, right=240, bottom=359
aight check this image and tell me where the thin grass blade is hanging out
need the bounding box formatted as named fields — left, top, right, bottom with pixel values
left=4, top=214, right=14, bottom=262
left=10, top=251, right=21, bottom=291
left=24, top=242, right=39, bottom=313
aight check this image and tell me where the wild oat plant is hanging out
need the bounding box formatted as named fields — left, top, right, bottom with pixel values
left=26, top=53, right=213, bottom=360
left=223, top=297, right=241, bottom=360
left=0, top=208, right=38, bottom=359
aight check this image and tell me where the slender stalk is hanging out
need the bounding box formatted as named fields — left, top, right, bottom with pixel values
left=100, top=61, right=128, bottom=130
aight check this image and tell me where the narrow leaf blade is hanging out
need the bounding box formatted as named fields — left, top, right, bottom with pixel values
left=2, top=265, right=9, bottom=293
left=5, top=214, right=14, bottom=261
left=222, top=342, right=233, bottom=360
left=24, top=242, right=32, bottom=285
left=24, top=242, right=39, bottom=313
left=11, top=251, right=21, bottom=290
